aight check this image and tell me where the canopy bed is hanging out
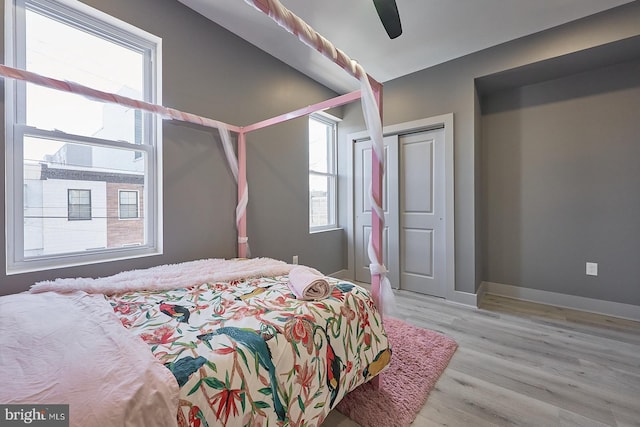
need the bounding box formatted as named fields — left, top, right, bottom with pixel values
left=0, top=0, right=396, bottom=425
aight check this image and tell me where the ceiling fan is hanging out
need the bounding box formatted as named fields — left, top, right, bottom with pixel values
left=372, top=0, right=403, bottom=39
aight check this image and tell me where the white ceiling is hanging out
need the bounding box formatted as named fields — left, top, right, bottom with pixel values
left=178, top=0, right=634, bottom=93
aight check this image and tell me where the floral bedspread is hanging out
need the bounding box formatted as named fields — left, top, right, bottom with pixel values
left=108, top=275, right=390, bottom=427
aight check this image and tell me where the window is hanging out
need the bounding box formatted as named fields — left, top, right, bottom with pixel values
left=68, top=189, right=91, bottom=220
left=119, top=190, right=139, bottom=219
left=6, top=0, right=162, bottom=273
left=309, top=114, right=337, bottom=231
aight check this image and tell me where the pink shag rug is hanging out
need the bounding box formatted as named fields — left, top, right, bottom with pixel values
left=336, top=317, right=457, bottom=427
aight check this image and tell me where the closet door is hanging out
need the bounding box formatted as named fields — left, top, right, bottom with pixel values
left=399, top=127, right=446, bottom=297
left=353, top=136, right=399, bottom=288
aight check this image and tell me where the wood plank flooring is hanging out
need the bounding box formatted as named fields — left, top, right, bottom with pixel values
left=322, top=290, right=640, bottom=426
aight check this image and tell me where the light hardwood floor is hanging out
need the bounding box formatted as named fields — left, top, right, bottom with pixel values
left=323, top=289, right=640, bottom=426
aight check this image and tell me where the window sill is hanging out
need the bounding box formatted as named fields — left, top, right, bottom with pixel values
left=309, top=227, right=343, bottom=235
left=6, top=247, right=162, bottom=276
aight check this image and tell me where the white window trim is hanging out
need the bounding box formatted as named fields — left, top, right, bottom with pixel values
left=5, top=0, right=163, bottom=274
left=309, top=113, right=338, bottom=232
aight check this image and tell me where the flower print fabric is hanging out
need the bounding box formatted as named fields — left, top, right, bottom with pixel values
left=108, top=274, right=390, bottom=427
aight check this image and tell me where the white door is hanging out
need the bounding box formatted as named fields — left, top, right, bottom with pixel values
left=399, top=128, right=446, bottom=297
left=353, top=136, right=399, bottom=288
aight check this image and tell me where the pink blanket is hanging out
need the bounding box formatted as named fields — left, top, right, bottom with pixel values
left=30, top=257, right=294, bottom=295
left=0, top=291, right=179, bottom=427
left=287, top=266, right=332, bottom=300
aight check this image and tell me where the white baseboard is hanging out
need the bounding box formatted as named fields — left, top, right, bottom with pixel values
left=481, top=281, right=640, bottom=322
left=447, top=290, right=481, bottom=307
left=333, top=270, right=482, bottom=308
left=328, top=269, right=349, bottom=279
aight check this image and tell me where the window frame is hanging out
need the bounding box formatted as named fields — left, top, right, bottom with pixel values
left=5, top=0, right=163, bottom=274
left=308, top=113, right=338, bottom=232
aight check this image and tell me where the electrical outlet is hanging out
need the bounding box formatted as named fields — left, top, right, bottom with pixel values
left=292, top=255, right=298, bottom=265
left=586, top=262, right=598, bottom=276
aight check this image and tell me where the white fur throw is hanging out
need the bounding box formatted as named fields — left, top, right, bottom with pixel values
left=30, top=257, right=295, bottom=295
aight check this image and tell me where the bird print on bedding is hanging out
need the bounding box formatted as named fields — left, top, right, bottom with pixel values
left=363, top=347, right=392, bottom=380
left=324, top=330, right=343, bottom=408
left=159, top=301, right=191, bottom=323
left=198, top=327, right=287, bottom=422
left=165, top=356, right=208, bottom=387
left=107, top=275, right=391, bottom=427
left=234, top=284, right=272, bottom=302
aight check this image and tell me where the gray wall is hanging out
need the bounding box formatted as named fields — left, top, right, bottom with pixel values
left=483, top=59, right=640, bottom=306
left=3, top=0, right=640, bottom=302
left=339, top=2, right=640, bottom=296
left=0, top=0, right=343, bottom=295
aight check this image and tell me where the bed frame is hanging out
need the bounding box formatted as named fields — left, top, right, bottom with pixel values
left=0, top=0, right=390, bottom=352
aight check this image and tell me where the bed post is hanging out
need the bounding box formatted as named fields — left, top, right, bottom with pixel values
left=370, top=79, right=384, bottom=390
left=370, top=78, right=384, bottom=316
left=238, top=131, right=248, bottom=258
